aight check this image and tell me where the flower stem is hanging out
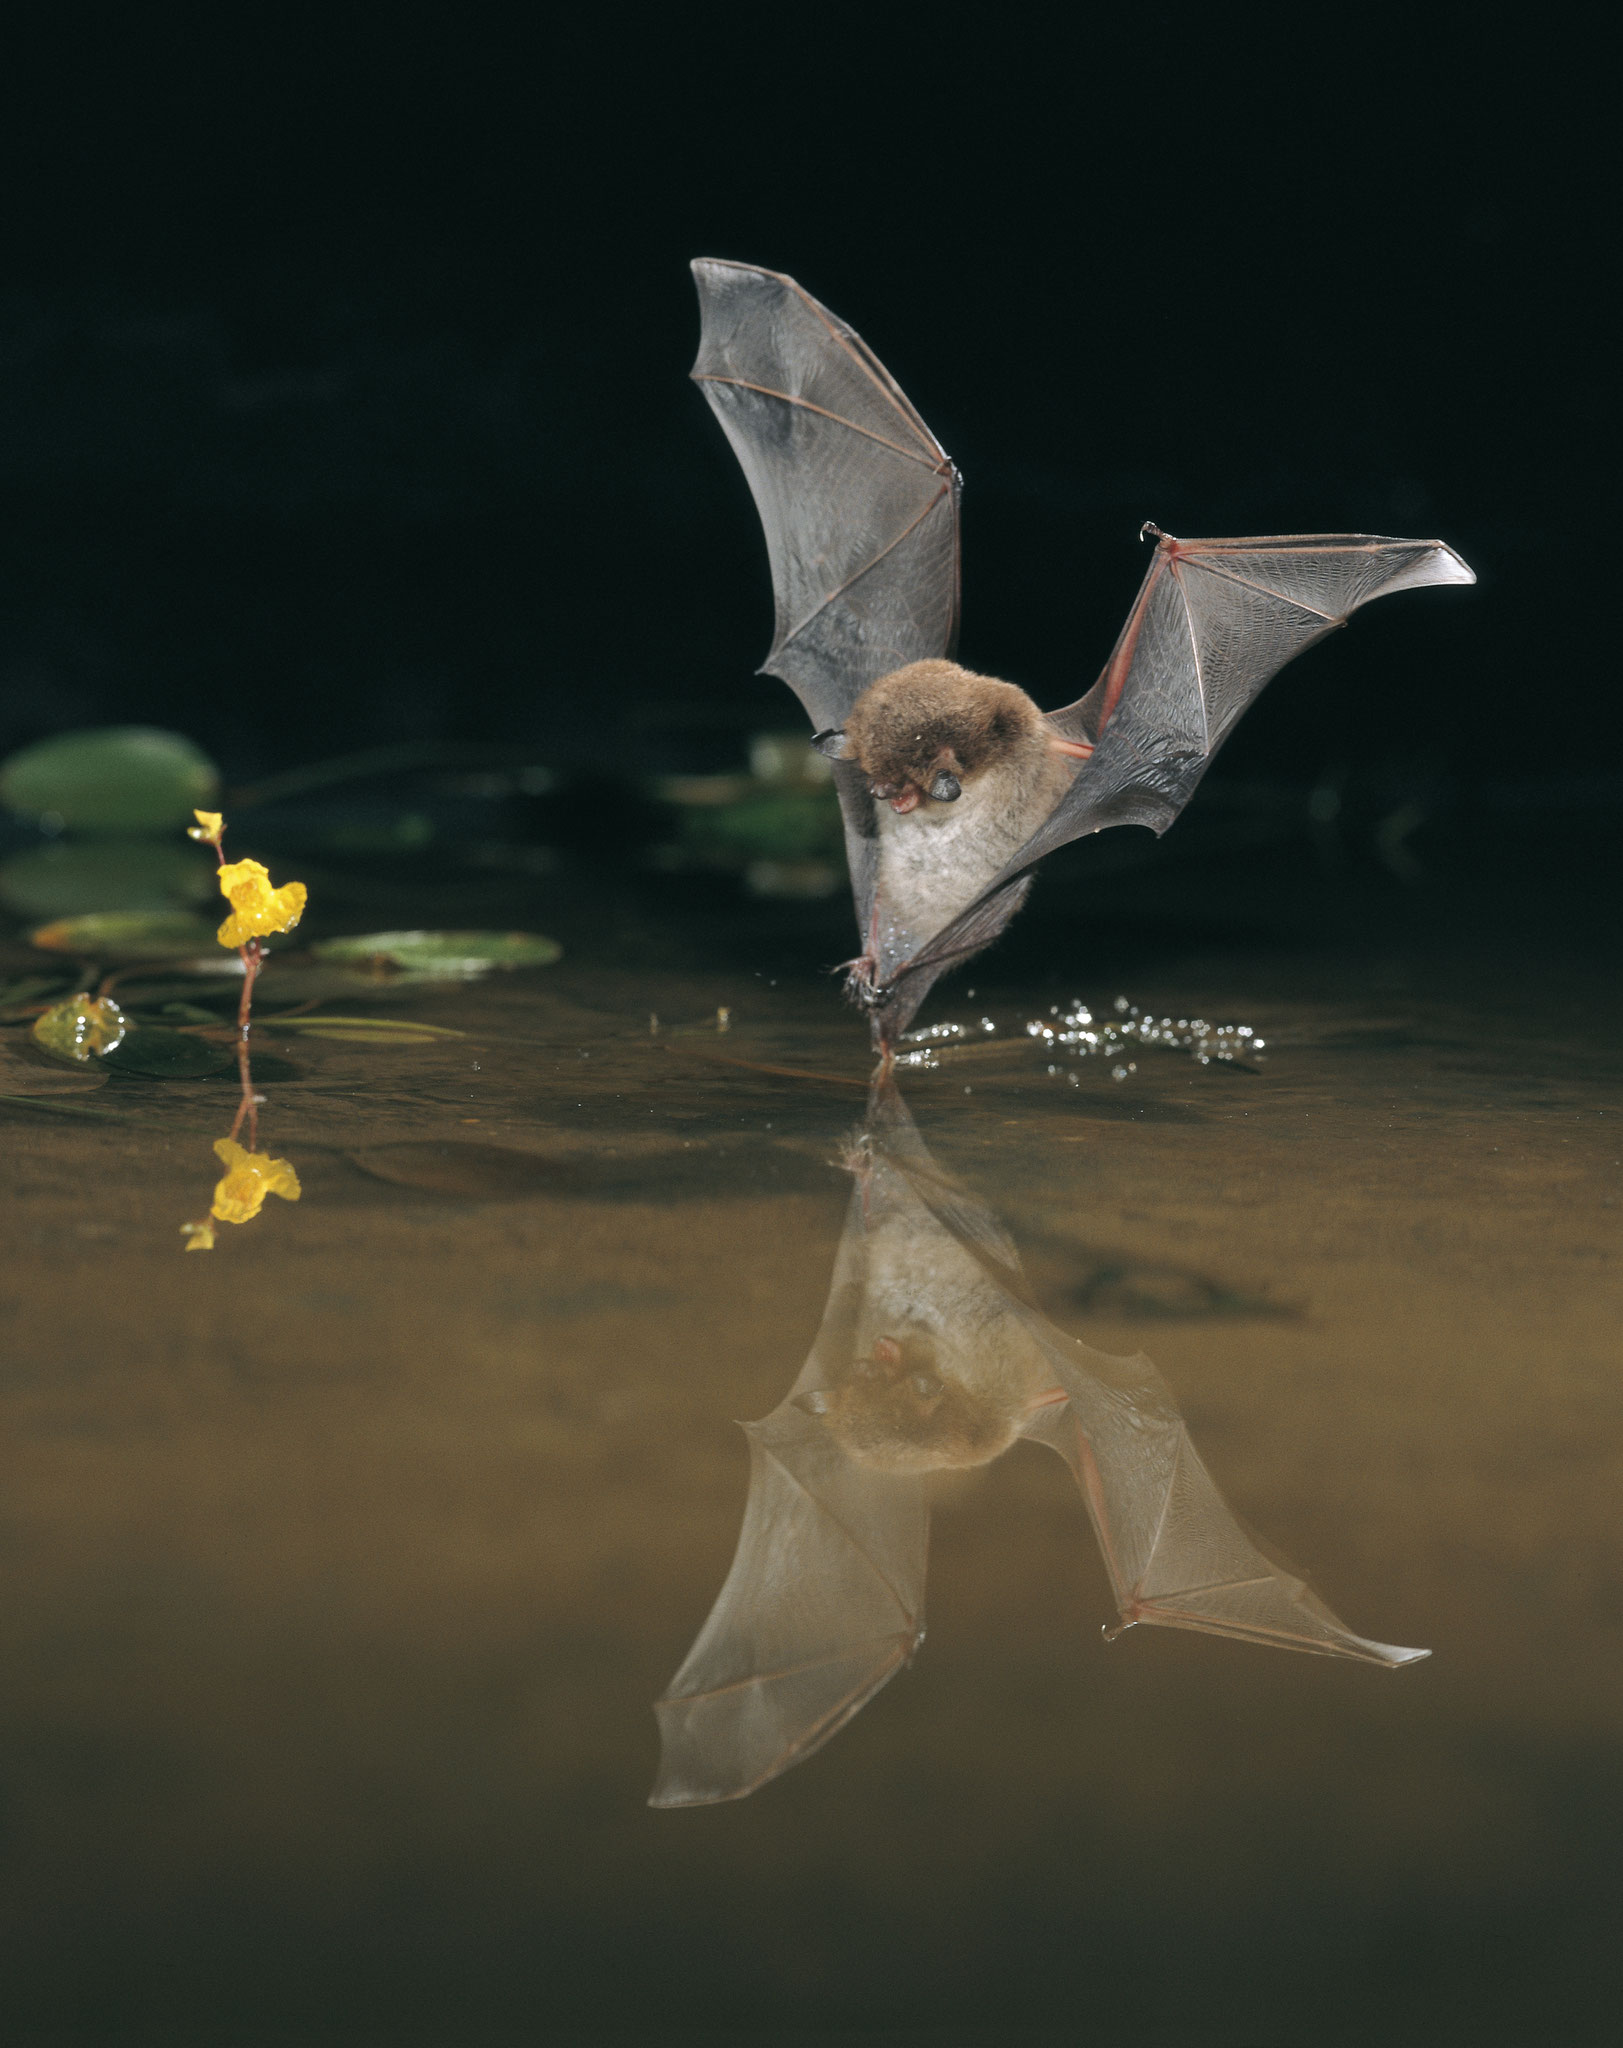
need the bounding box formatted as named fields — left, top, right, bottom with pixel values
left=209, top=829, right=266, bottom=1151
left=230, top=939, right=262, bottom=1146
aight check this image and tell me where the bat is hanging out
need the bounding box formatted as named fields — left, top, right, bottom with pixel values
left=690, top=258, right=1475, bottom=1044
left=650, top=1076, right=1426, bottom=1807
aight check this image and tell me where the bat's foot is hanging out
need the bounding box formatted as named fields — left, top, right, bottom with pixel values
left=840, top=956, right=890, bottom=1011
left=835, top=1131, right=874, bottom=1176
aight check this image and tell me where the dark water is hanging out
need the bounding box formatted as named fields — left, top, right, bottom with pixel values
left=2, top=846, right=1620, bottom=2045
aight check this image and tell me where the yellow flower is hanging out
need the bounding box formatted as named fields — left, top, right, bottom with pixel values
left=32, top=994, right=128, bottom=1063
left=180, top=1219, right=216, bottom=1251
left=188, top=809, right=225, bottom=846
left=210, top=1137, right=302, bottom=1224
left=216, top=858, right=307, bottom=948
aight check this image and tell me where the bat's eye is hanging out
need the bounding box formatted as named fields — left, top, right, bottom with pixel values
left=929, top=771, right=961, bottom=802
left=909, top=1372, right=943, bottom=1399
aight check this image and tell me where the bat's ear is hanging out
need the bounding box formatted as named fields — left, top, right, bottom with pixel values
left=811, top=728, right=855, bottom=761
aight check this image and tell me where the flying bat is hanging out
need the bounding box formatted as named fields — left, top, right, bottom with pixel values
left=649, top=1077, right=1426, bottom=1808
left=690, top=257, right=1475, bottom=1044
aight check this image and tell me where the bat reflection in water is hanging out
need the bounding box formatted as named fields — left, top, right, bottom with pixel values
left=650, top=1080, right=1425, bottom=1808
left=691, top=259, right=1475, bottom=1044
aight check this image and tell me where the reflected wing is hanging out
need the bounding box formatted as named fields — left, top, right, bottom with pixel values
left=892, top=530, right=1474, bottom=1003
left=691, top=258, right=961, bottom=936
left=650, top=1403, right=929, bottom=1806
left=869, top=1071, right=1427, bottom=1668
left=1022, top=1346, right=1428, bottom=1669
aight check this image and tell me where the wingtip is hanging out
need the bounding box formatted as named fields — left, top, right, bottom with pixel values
left=1374, top=1642, right=1433, bottom=1667
left=1432, top=541, right=1476, bottom=585
left=691, top=255, right=790, bottom=288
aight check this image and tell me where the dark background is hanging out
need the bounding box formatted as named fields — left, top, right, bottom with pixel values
left=0, top=15, right=1605, bottom=805
left=1, top=20, right=1619, bottom=2048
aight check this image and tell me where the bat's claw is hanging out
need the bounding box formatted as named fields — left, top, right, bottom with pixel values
left=840, top=957, right=891, bottom=1012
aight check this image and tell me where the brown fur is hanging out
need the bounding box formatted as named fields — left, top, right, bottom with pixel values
left=843, top=660, right=1046, bottom=795
left=820, top=1331, right=1024, bottom=1473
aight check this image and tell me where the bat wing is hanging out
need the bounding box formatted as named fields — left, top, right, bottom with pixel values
left=869, top=1073, right=1425, bottom=1666
left=649, top=1401, right=929, bottom=1807
left=691, top=258, right=961, bottom=934
left=1021, top=1341, right=1428, bottom=1668
left=889, top=530, right=1475, bottom=1008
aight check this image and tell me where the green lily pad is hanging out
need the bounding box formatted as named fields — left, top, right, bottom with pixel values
left=0, top=975, right=69, bottom=1021
left=0, top=840, right=217, bottom=918
left=101, top=1027, right=237, bottom=1078
left=669, top=785, right=844, bottom=865
left=30, top=910, right=223, bottom=959
left=271, top=1014, right=466, bottom=1044
left=0, top=727, right=220, bottom=834
left=32, top=995, right=129, bottom=1063
left=310, top=929, right=561, bottom=976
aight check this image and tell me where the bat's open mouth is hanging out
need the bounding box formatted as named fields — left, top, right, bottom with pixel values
left=869, top=777, right=922, bottom=813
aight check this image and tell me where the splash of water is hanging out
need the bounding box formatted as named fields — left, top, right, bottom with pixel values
left=896, top=997, right=1264, bottom=1078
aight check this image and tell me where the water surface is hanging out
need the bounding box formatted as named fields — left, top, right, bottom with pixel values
left=2, top=858, right=1619, bottom=2043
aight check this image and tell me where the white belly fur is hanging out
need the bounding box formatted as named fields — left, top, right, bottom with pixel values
left=873, top=745, right=1074, bottom=961
left=858, top=1211, right=1051, bottom=1411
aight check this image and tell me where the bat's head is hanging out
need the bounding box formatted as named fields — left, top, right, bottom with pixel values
left=817, top=660, right=1052, bottom=815
left=814, top=1329, right=1024, bottom=1471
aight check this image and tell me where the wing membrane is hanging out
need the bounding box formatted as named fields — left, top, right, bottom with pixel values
left=890, top=530, right=1474, bottom=1014
left=691, top=258, right=960, bottom=736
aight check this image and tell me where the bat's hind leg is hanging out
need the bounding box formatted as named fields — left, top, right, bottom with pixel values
left=839, top=904, right=889, bottom=1011
left=840, top=952, right=880, bottom=1000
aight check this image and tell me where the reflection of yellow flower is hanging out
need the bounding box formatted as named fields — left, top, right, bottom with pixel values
left=180, top=1219, right=216, bottom=1251
left=32, top=994, right=128, bottom=1063
left=216, top=858, right=307, bottom=948
left=210, top=1137, right=302, bottom=1223
left=188, top=809, right=225, bottom=846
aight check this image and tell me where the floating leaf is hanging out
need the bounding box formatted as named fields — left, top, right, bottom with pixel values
left=659, top=782, right=845, bottom=870
left=0, top=840, right=216, bottom=918
left=109, top=964, right=417, bottom=1011
left=32, top=995, right=129, bottom=1063
left=311, top=929, right=560, bottom=976
left=30, top=910, right=222, bottom=958
left=100, top=1027, right=236, bottom=1078
left=0, top=974, right=70, bottom=1021
left=0, top=727, right=220, bottom=834
left=0, top=974, right=67, bottom=1006
left=0, top=1038, right=111, bottom=1095
left=272, top=1014, right=466, bottom=1044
